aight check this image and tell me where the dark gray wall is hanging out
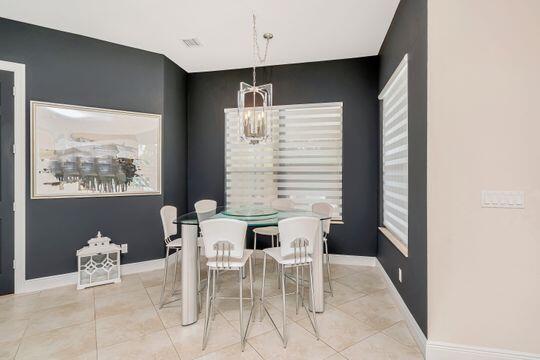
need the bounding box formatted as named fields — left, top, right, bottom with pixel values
left=0, top=18, right=188, bottom=279
left=187, top=58, right=380, bottom=255
left=163, top=57, right=188, bottom=213
left=377, top=0, right=428, bottom=334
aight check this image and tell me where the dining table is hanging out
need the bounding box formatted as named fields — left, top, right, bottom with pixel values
left=174, top=206, right=330, bottom=326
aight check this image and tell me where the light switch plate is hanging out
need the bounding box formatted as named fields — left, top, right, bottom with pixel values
left=481, top=191, right=524, bottom=209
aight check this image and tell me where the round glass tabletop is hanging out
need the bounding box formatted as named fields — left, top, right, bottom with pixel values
left=221, top=207, right=278, bottom=217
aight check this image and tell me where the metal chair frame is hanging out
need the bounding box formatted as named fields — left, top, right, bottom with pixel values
left=202, top=241, right=254, bottom=352
left=259, top=237, right=319, bottom=348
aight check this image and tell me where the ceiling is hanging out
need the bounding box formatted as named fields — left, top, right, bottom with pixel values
left=0, top=0, right=399, bottom=73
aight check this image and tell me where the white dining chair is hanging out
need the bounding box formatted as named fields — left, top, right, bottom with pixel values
left=159, top=205, right=183, bottom=308
left=260, top=216, right=320, bottom=348
left=312, top=202, right=334, bottom=296
left=252, top=198, right=295, bottom=282
left=200, top=218, right=254, bottom=351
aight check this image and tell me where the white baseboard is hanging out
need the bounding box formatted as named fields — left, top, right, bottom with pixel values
left=375, top=259, right=427, bottom=356
left=329, top=254, right=376, bottom=266
left=426, top=341, right=540, bottom=360
left=17, top=256, right=168, bottom=294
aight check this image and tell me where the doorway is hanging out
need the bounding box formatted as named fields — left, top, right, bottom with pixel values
left=0, top=70, right=15, bottom=295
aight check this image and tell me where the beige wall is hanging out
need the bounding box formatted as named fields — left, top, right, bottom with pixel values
left=427, top=0, right=540, bottom=354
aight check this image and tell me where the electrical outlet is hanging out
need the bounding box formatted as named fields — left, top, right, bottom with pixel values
left=121, top=244, right=128, bottom=253
left=398, top=268, right=403, bottom=283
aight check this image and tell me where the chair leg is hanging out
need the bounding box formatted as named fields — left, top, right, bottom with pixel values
left=249, top=257, right=254, bottom=306
left=281, top=264, right=288, bottom=348
left=172, top=248, right=180, bottom=293
left=253, top=233, right=257, bottom=273
left=159, top=247, right=170, bottom=309
left=295, top=266, right=300, bottom=315
left=211, top=267, right=217, bottom=321
left=260, top=253, right=267, bottom=321
left=301, top=265, right=305, bottom=306
left=324, top=240, right=333, bottom=296
left=202, top=268, right=212, bottom=350
left=239, top=268, right=245, bottom=351
left=198, top=247, right=202, bottom=313
left=308, top=263, right=320, bottom=340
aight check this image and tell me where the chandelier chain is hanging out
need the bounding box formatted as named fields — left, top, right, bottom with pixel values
left=252, top=14, right=271, bottom=87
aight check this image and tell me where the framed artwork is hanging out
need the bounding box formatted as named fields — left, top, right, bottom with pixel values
left=31, top=101, right=161, bottom=199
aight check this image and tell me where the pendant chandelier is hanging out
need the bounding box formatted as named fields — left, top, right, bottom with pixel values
left=237, top=14, right=273, bottom=144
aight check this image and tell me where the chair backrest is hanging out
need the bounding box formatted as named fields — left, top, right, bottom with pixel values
left=271, top=198, right=295, bottom=212
left=160, top=205, right=177, bottom=243
left=194, top=199, right=217, bottom=222
left=278, top=217, right=320, bottom=261
left=311, top=202, right=333, bottom=235
left=199, top=218, right=247, bottom=260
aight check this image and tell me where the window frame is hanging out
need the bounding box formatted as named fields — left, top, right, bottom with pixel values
left=378, top=54, right=409, bottom=257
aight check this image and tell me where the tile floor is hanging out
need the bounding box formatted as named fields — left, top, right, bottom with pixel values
left=0, top=262, right=424, bottom=360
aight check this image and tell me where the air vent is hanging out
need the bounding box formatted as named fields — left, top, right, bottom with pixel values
left=182, top=38, right=202, bottom=48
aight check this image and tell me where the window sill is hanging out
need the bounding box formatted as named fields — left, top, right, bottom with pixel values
left=378, top=227, right=408, bottom=258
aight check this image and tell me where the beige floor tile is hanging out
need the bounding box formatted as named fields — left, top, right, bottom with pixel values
left=196, top=342, right=263, bottom=360
left=0, top=339, right=21, bottom=360
left=139, top=269, right=167, bottom=288
left=96, top=306, right=164, bottom=348
left=97, top=330, right=178, bottom=360
left=324, top=281, right=366, bottom=307
left=327, top=265, right=363, bottom=280
left=0, top=293, right=41, bottom=322
left=382, top=321, right=418, bottom=348
left=227, top=301, right=283, bottom=339
left=0, top=318, right=28, bottom=343
left=325, top=353, right=347, bottom=359
left=340, top=332, right=423, bottom=360
left=0, top=318, right=28, bottom=359
left=297, top=307, right=377, bottom=351
left=16, top=321, right=96, bottom=360
left=95, top=287, right=153, bottom=319
left=93, top=274, right=145, bottom=298
left=146, top=284, right=182, bottom=306
left=248, top=322, right=337, bottom=360
left=36, top=285, right=94, bottom=311
left=166, top=313, right=239, bottom=360
left=26, top=301, right=94, bottom=336
left=334, top=268, right=386, bottom=294
left=338, top=290, right=403, bottom=330
left=265, top=292, right=308, bottom=322
left=155, top=302, right=184, bottom=329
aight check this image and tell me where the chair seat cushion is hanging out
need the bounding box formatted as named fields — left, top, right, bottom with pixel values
left=263, top=247, right=312, bottom=265
left=253, top=226, right=279, bottom=236
left=206, top=249, right=254, bottom=269
left=166, top=238, right=183, bottom=248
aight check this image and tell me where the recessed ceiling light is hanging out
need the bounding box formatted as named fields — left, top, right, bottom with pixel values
left=182, top=38, right=202, bottom=48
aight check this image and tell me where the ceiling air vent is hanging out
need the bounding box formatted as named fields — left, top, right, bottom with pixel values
left=182, top=38, right=202, bottom=48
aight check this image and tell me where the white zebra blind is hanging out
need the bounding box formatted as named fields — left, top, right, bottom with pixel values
left=379, top=54, right=408, bottom=245
left=225, top=102, right=343, bottom=219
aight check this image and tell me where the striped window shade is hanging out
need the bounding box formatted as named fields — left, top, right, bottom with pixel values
left=225, top=102, right=343, bottom=220
left=379, top=54, right=408, bottom=245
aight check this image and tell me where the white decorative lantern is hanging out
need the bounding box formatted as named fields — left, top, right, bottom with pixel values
left=76, top=231, right=121, bottom=289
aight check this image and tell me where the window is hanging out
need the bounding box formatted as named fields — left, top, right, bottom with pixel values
left=225, top=102, right=343, bottom=220
left=379, top=54, right=408, bottom=247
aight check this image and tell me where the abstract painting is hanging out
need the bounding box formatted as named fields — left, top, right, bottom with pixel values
left=31, top=101, right=161, bottom=199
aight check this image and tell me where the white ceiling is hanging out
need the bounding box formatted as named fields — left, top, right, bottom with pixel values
left=0, top=0, right=399, bottom=73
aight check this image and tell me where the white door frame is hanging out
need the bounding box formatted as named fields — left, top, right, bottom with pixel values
left=0, top=60, right=26, bottom=293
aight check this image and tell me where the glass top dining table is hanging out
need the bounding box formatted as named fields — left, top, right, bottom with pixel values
left=174, top=206, right=331, bottom=226
left=173, top=205, right=329, bottom=326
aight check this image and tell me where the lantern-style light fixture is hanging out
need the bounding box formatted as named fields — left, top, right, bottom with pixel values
left=76, top=231, right=121, bottom=289
left=237, top=14, right=273, bottom=144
